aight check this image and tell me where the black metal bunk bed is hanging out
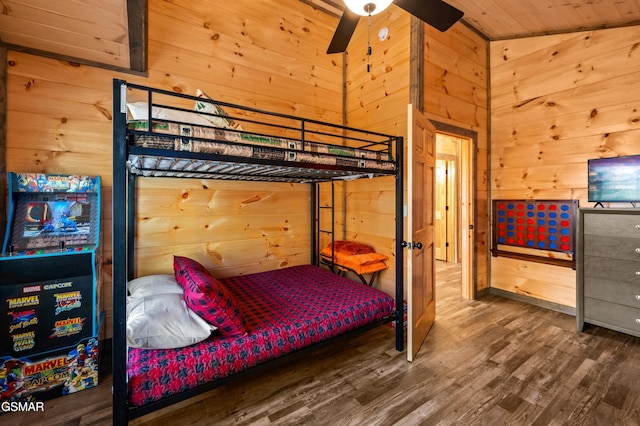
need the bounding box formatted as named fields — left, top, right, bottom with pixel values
left=111, top=79, right=404, bottom=423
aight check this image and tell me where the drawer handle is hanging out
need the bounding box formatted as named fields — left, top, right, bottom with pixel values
left=636, top=295, right=640, bottom=300
left=636, top=248, right=640, bottom=254
left=637, top=319, right=640, bottom=324
left=637, top=225, right=640, bottom=230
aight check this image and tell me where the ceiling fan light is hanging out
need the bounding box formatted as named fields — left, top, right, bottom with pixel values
left=344, top=0, right=393, bottom=16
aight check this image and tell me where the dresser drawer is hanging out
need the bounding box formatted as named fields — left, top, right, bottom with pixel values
left=583, top=256, right=640, bottom=284
left=583, top=235, right=640, bottom=260
left=584, top=276, right=640, bottom=308
left=583, top=213, right=640, bottom=238
left=584, top=298, right=640, bottom=333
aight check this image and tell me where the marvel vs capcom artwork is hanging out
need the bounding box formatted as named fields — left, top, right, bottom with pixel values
left=1, top=278, right=93, bottom=358
left=0, top=337, right=99, bottom=403
left=14, top=174, right=99, bottom=194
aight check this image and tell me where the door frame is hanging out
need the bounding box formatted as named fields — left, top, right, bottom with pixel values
left=428, top=121, right=477, bottom=300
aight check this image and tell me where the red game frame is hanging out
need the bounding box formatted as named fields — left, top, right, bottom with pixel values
left=491, top=199, right=578, bottom=268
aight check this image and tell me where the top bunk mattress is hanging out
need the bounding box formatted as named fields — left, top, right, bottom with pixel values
left=127, top=120, right=396, bottom=173
left=116, top=83, right=399, bottom=182
left=127, top=264, right=395, bottom=407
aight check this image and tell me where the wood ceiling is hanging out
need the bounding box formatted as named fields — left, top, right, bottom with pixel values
left=306, top=0, right=640, bottom=40
left=446, top=0, right=640, bottom=40
left=1, top=0, right=640, bottom=72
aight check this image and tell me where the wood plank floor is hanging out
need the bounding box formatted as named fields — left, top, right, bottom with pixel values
left=10, top=261, right=640, bottom=425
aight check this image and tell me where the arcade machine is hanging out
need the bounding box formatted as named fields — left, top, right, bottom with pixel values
left=0, top=173, right=103, bottom=403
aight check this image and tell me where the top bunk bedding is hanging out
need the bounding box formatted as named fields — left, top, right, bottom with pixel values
left=115, top=81, right=399, bottom=183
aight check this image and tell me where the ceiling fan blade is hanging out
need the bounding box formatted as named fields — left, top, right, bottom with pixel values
left=327, top=9, right=361, bottom=54
left=395, top=0, right=464, bottom=32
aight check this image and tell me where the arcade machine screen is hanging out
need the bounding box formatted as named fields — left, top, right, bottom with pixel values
left=5, top=176, right=99, bottom=254
left=10, top=194, right=96, bottom=252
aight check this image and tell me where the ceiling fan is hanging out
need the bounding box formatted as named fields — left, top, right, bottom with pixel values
left=327, top=0, right=464, bottom=54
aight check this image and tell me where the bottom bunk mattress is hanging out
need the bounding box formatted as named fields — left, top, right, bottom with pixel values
left=127, top=264, right=395, bottom=407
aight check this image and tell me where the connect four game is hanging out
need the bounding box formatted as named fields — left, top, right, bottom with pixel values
left=492, top=200, right=578, bottom=264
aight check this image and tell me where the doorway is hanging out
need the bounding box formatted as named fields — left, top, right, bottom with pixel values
left=435, top=131, right=473, bottom=299
left=435, top=157, right=457, bottom=262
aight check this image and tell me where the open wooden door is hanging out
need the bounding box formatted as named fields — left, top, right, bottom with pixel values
left=407, top=105, right=436, bottom=362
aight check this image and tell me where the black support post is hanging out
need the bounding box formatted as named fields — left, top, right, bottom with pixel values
left=112, top=78, right=130, bottom=425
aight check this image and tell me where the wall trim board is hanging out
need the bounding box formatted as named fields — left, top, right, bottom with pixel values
left=476, top=287, right=490, bottom=298
left=298, top=0, right=342, bottom=18
left=489, top=287, right=576, bottom=317
left=410, top=16, right=424, bottom=111
left=3, top=43, right=148, bottom=77
left=127, top=0, right=148, bottom=73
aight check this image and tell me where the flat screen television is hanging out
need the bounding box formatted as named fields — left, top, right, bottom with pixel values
left=588, top=155, right=640, bottom=203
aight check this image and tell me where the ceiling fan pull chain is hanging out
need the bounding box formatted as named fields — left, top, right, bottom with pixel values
left=367, top=13, right=372, bottom=72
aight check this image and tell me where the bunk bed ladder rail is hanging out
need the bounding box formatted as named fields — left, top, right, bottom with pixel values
left=313, top=181, right=339, bottom=270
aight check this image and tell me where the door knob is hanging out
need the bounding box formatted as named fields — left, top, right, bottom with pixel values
left=402, top=241, right=423, bottom=250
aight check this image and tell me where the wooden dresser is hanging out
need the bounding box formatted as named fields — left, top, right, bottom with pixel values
left=576, top=208, right=640, bottom=337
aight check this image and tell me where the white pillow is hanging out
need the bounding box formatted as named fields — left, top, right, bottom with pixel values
left=127, top=102, right=213, bottom=127
left=194, top=89, right=244, bottom=130
left=128, top=274, right=182, bottom=297
left=126, top=293, right=214, bottom=349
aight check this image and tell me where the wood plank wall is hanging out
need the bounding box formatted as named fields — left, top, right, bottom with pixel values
left=5, top=0, right=343, bottom=339
left=490, top=26, right=640, bottom=308
left=333, top=5, right=489, bottom=297
left=423, top=23, right=489, bottom=292
left=4, top=0, right=491, bottom=340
